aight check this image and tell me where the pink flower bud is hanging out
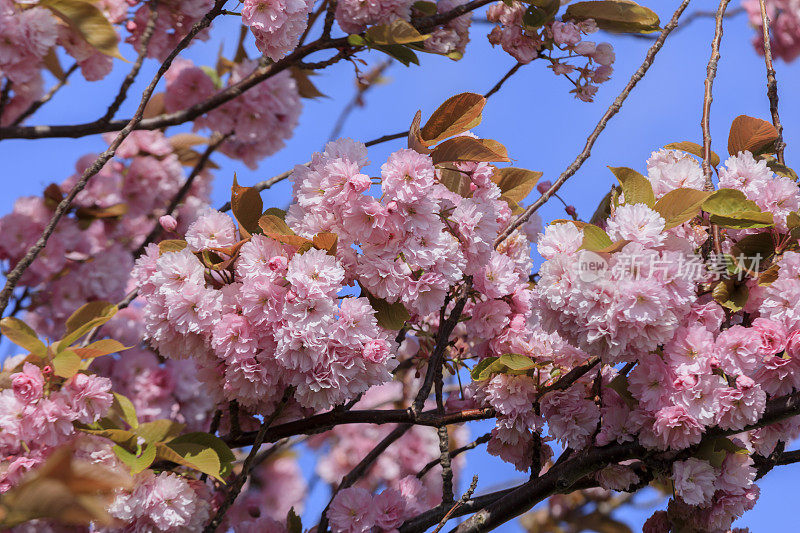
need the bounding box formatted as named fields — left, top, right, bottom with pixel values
left=537, top=180, right=553, bottom=194
left=159, top=215, right=178, bottom=232
left=565, top=205, right=577, bottom=218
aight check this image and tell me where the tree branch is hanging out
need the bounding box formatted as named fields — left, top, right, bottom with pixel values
left=11, top=64, right=79, bottom=126
left=701, top=0, right=731, bottom=187
left=757, top=0, right=786, bottom=164
left=494, top=0, right=694, bottom=247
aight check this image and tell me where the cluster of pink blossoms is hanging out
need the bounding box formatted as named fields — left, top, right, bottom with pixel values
left=0, top=360, right=113, bottom=492
left=0, top=130, right=211, bottom=338
left=127, top=0, right=215, bottom=60
left=165, top=58, right=302, bottom=169
left=327, top=476, right=432, bottom=533
left=487, top=147, right=800, bottom=530
left=0, top=0, right=123, bottom=125
left=486, top=8, right=614, bottom=101
left=743, top=0, right=800, bottom=63
left=241, top=0, right=315, bottom=61
left=134, top=213, right=397, bottom=413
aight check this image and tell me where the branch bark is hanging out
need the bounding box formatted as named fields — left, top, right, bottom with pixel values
left=757, top=0, right=786, bottom=164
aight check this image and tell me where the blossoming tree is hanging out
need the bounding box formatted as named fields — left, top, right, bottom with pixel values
left=0, top=0, right=799, bottom=531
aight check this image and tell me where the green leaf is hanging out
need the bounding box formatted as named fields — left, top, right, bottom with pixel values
left=39, top=0, right=124, bottom=59
left=470, top=354, right=549, bottom=381
left=712, top=279, right=749, bottom=312
left=664, top=141, right=720, bottom=168
left=579, top=224, right=614, bottom=251
left=136, top=419, right=186, bottom=444
left=653, top=188, right=712, bottom=229
left=372, top=44, right=420, bottom=66
left=365, top=19, right=430, bottom=45
left=113, top=443, right=156, bottom=474
left=728, top=115, right=779, bottom=156
left=52, top=349, right=82, bottom=379
left=58, top=302, right=117, bottom=350
left=347, top=34, right=365, bottom=46
left=760, top=155, right=799, bottom=181
left=709, top=213, right=774, bottom=229
left=72, top=339, right=130, bottom=360
left=703, top=188, right=763, bottom=217
left=231, top=174, right=264, bottom=238
left=78, top=426, right=138, bottom=448
left=430, top=137, right=510, bottom=164
left=564, top=0, right=660, bottom=34
left=609, top=166, right=655, bottom=207
left=362, top=287, right=410, bottom=330
left=168, top=432, right=235, bottom=478
left=492, top=167, right=542, bottom=204
left=420, top=93, right=485, bottom=146
left=0, top=317, right=46, bottom=357
left=787, top=212, right=800, bottom=230
left=158, top=239, right=187, bottom=255
left=111, top=393, right=139, bottom=429
left=156, top=442, right=224, bottom=482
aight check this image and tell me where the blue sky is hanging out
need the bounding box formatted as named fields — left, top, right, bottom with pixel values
left=2, top=1, right=799, bottom=530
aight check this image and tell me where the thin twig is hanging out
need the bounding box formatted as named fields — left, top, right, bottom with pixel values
left=432, top=475, right=479, bottom=533
left=757, top=0, right=786, bottom=164
left=417, top=433, right=492, bottom=478
left=494, top=0, right=694, bottom=247
left=135, top=132, right=230, bottom=257
left=101, top=1, right=160, bottom=123
left=0, top=0, right=227, bottom=317
left=328, top=60, right=391, bottom=142
left=218, top=166, right=296, bottom=212
left=701, top=0, right=731, bottom=187
left=204, top=389, right=292, bottom=532
left=483, top=63, right=522, bottom=99
left=12, top=64, right=79, bottom=126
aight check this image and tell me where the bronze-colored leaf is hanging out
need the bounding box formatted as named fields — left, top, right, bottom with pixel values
left=40, top=0, right=124, bottom=59
left=564, top=0, right=660, bottom=34
left=43, top=47, right=66, bottom=81
left=365, top=19, right=430, bottom=45
left=664, top=141, right=720, bottom=167
left=430, top=137, right=510, bottom=164
left=420, top=93, right=485, bottom=145
left=492, top=167, right=542, bottom=204
left=75, top=203, right=129, bottom=219
left=158, top=239, right=188, bottom=255
left=408, top=110, right=430, bottom=154
left=437, top=164, right=473, bottom=197
left=142, top=92, right=165, bottom=119
left=231, top=175, right=263, bottom=238
left=312, top=232, right=338, bottom=255
left=653, top=188, right=712, bottom=229
left=728, top=115, right=779, bottom=156
left=290, top=67, right=326, bottom=98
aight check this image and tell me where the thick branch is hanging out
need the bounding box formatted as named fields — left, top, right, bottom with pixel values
left=495, top=0, right=694, bottom=246
left=223, top=407, right=495, bottom=448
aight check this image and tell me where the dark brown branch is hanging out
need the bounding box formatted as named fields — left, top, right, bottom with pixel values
left=223, top=407, right=495, bottom=448
left=0, top=0, right=228, bottom=317
left=204, top=389, right=291, bottom=532
left=0, top=0, right=493, bottom=141
left=494, top=0, right=694, bottom=246
left=101, top=1, right=160, bottom=122
left=432, top=475, right=479, bottom=533
left=483, top=62, right=522, bottom=99
left=757, top=0, right=786, bottom=164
